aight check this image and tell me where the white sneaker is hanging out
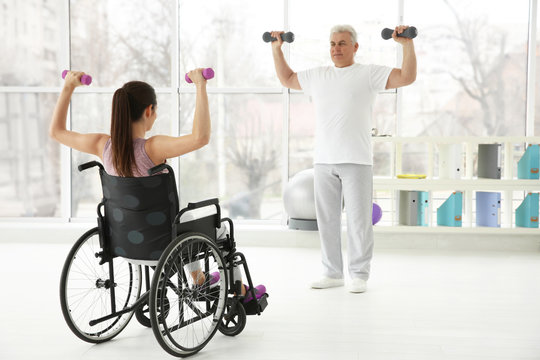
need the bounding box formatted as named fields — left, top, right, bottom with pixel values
left=310, top=277, right=344, bottom=289
left=348, top=278, right=367, bottom=293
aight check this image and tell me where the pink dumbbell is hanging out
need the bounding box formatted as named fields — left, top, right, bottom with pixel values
left=62, top=70, right=92, bottom=85
left=185, top=68, right=214, bottom=83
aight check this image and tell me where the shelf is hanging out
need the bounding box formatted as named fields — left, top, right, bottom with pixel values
left=374, top=178, right=540, bottom=191
left=371, top=136, right=540, bottom=230
left=374, top=225, right=539, bottom=234
left=372, top=135, right=540, bottom=144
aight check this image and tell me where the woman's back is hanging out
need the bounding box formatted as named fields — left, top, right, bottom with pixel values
left=103, top=138, right=156, bottom=177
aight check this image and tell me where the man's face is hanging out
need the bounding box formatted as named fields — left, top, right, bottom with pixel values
left=330, top=32, right=358, bottom=68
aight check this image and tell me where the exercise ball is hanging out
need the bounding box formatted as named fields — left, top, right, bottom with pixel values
left=372, top=203, right=382, bottom=225
left=283, top=169, right=318, bottom=230
left=284, top=168, right=383, bottom=229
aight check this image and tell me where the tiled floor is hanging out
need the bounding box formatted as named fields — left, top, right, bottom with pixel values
left=1, top=242, right=540, bottom=360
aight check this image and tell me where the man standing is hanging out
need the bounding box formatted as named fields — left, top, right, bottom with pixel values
left=270, top=25, right=416, bottom=293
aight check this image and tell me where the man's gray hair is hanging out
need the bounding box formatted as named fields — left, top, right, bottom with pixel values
left=330, top=24, right=358, bottom=44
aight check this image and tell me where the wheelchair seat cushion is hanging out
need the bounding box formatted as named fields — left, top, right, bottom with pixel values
left=100, top=170, right=179, bottom=261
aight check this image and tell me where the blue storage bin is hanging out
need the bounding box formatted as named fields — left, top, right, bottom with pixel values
left=516, top=193, right=539, bottom=228
left=476, top=192, right=501, bottom=227
left=517, top=144, right=539, bottom=179
left=437, top=192, right=463, bottom=227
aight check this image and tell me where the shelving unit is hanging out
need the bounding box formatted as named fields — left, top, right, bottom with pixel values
left=372, top=136, right=540, bottom=232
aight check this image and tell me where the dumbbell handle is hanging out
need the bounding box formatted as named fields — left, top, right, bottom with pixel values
left=62, top=70, right=92, bottom=85
left=185, top=68, right=215, bottom=83
left=263, top=32, right=295, bottom=43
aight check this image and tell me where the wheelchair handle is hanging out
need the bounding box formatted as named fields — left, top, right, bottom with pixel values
left=148, top=163, right=174, bottom=176
left=78, top=161, right=104, bottom=172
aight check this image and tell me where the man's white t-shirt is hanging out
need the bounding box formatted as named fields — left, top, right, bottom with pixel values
left=297, top=63, right=392, bottom=165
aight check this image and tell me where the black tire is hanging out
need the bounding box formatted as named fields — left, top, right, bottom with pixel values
left=218, top=298, right=247, bottom=336
left=135, top=293, right=170, bottom=328
left=135, top=302, right=151, bottom=328
left=149, top=232, right=228, bottom=357
left=59, top=228, right=142, bottom=343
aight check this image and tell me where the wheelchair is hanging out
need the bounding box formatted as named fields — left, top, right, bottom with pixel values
left=59, top=161, right=269, bottom=357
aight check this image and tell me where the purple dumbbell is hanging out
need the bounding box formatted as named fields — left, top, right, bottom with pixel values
left=185, top=68, right=214, bottom=83
left=62, top=70, right=92, bottom=85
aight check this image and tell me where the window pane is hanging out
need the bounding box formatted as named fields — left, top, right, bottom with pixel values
left=0, top=93, right=60, bottom=217
left=1, top=1, right=65, bottom=86
left=71, top=93, right=173, bottom=217
left=403, top=0, right=528, bottom=136
left=179, top=94, right=283, bottom=220
left=289, top=93, right=315, bottom=176
left=179, top=0, right=282, bottom=88
left=289, top=0, right=397, bottom=70
left=536, top=1, right=540, bottom=135
left=70, top=0, right=174, bottom=87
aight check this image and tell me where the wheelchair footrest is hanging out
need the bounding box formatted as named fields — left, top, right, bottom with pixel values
left=244, top=293, right=269, bottom=315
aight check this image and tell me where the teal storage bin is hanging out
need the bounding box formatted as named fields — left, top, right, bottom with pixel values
left=417, top=191, right=429, bottom=226
left=516, top=193, right=539, bottom=228
left=518, top=144, right=539, bottom=179
left=437, top=192, right=463, bottom=227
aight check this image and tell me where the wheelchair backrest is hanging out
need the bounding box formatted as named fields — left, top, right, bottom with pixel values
left=99, top=167, right=179, bottom=261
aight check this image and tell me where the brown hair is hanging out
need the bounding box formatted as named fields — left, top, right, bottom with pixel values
left=110, top=81, right=156, bottom=177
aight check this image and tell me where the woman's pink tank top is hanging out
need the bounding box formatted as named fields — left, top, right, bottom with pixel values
left=103, top=138, right=157, bottom=177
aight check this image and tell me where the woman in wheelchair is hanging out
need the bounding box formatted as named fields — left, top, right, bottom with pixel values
left=50, top=71, right=268, bottom=357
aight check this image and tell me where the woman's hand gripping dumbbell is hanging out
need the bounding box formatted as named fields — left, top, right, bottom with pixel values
left=61, top=70, right=92, bottom=85
left=185, top=68, right=214, bottom=83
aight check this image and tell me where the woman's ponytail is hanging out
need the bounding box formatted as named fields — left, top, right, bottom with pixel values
left=110, top=81, right=157, bottom=177
left=111, top=88, right=135, bottom=177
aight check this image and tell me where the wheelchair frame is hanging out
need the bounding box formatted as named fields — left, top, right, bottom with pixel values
left=59, top=161, right=268, bottom=357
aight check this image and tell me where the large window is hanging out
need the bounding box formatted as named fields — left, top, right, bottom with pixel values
left=1, top=0, right=538, bottom=221
left=404, top=0, right=529, bottom=137
left=1, top=0, right=65, bottom=217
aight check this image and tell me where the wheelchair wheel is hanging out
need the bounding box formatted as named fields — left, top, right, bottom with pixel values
left=150, top=232, right=228, bottom=357
left=60, top=227, right=142, bottom=343
left=218, top=298, right=247, bottom=336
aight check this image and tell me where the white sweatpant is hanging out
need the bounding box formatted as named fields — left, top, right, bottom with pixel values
left=314, top=163, right=374, bottom=280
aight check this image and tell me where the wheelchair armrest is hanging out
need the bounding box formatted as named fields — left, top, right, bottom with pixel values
left=175, top=198, right=221, bottom=228
left=78, top=161, right=104, bottom=172
left=148, top=163, right=174, bottom=176
left=187, top=198, right=219, bottom=210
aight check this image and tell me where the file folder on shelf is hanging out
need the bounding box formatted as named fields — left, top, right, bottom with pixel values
left=438, top=143, right=462, bottom=179
left=398, top=190, right=429, bottom=226
left=517, top=144, right=539, bottom=180
left=437, top=192, right=463, bottom=227
left=399, top=190, right=418, bottom=226
left=515, top=193, right=539, bottom=228
left=476, top=191, right=501, bottom=227
left=478, top=144, right=501, bottom=179
left=417, top=191, right=429, bottom=226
